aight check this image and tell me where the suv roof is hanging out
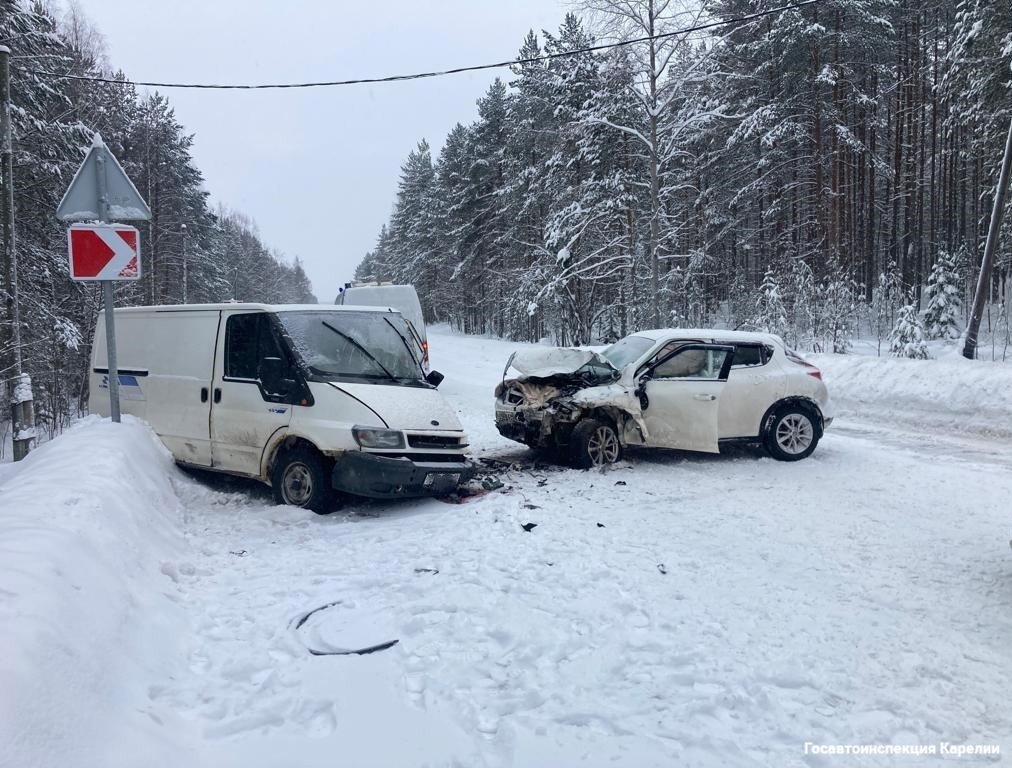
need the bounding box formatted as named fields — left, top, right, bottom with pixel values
left=633, top=328, right=783, bottom=345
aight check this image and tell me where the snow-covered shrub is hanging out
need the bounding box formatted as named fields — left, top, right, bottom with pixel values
left=723, top=272, right=753, bottom=330
left=754, top=266, right=788, bottom=338
left=923, top=250, right=961, bottom=340
left=889, top=299, right=930, bottom=359
left=814, top=271, right=860, bottom=353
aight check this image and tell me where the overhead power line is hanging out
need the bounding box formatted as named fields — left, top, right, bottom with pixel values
left=23, top=0, right=819, bottom=91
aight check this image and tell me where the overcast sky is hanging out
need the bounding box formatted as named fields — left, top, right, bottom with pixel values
left=77, top=0, right=568, bottom=301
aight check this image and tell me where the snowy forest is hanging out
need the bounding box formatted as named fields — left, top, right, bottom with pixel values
left=0, top=1, right=315, bottom=441
left=357, top=0, right=1012, bottom=356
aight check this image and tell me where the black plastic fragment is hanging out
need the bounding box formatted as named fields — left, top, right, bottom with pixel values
left=307, top=639, right=399, bottom=657
left=293, top=601, right=400, bottom=657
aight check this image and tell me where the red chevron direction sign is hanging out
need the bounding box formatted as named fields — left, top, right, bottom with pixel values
left=68, top=224, right=141, bottom=281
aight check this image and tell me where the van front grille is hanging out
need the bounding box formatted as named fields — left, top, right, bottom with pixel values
left=407, top=434, right=463, bottom=450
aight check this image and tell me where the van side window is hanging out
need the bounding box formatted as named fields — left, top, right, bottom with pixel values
left=225, top=314, right=285, bottom=380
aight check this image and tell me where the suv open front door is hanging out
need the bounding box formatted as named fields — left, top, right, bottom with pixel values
left=638, top=344, right=734, bottom=453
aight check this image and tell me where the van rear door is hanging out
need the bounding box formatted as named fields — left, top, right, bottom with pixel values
left=210, top=311, right=294, bottom=477
left=93, top=308, right=217, bottom=466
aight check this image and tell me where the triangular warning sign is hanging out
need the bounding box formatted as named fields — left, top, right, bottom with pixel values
left=56, top=133, right=152, bottom=222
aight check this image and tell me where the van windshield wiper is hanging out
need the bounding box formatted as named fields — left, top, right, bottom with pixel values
left=383, top=317, right=421, bottom=369
left=402, top=318, right=424, bottom=354
left=321, top=321, right=397, bottom=382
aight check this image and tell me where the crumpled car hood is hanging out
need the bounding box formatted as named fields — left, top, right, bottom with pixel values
left=507, top=347, right=618, bottom=380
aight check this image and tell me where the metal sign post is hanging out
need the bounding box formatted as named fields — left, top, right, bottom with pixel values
left=58, top=133, right=151, bottom=422
left=95, top=150, right=121, bottom=421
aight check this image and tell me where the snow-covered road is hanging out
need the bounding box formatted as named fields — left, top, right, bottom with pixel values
left=4, top=329, right=1012, bottom=767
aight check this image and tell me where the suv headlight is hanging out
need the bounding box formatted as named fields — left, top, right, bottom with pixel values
left=352, top=426, right=405, bottom=449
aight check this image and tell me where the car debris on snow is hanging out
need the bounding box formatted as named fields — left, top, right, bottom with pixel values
left=292, top=602, right=400, bottom=657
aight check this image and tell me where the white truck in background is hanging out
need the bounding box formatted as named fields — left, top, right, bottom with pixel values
left=89, top=303, right=473, bottom=513
left=335, top=283, right=429, bottom=372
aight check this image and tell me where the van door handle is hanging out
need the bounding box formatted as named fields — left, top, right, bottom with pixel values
left=200, top=387, right=208, bottom=403
left=213, top=388, right=222, bottom=404
left=694, top=393, right=717, bottom=401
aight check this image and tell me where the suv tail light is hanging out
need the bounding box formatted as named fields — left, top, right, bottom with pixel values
left=785, top=347, right=822, bottom=379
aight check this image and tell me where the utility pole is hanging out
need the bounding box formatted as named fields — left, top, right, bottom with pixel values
left=181, top=223, right=188, bottom=304
left=1, top=46, right=34, bottom=460
left=963, top=109, right=1012, bottom=360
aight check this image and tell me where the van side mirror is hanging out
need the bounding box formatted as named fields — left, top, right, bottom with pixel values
left=259, top=356, right=292, bottom=395
left=425, top=370, right=445, bottom=388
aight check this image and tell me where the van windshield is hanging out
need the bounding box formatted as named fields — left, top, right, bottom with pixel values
left=276, top=310, right=425, bottom=385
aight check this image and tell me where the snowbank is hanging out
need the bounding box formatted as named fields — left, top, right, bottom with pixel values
left=0, top=417, right=191, bottom=768
left=813, top=352, right=1012, bottom=437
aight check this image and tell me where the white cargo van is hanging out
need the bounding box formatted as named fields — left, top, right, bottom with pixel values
left=89, top=303, right=473, bottom=512
left=335, top=284, right=429, bottom=371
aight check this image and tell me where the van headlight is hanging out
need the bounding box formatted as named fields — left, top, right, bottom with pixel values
left=353, top=426, right=405, bottom=449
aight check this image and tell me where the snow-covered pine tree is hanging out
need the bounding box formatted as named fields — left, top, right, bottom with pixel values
left=579, top=0, right=721, bottom=327
left=573, top=46, right=649, bottom=338
left=354, top=225, right=391, bottom=283
left=500, top=30, right=556, bottom=341
left=889, top=297, right=930, bottom=359
left=385, top=139, right=437, bottom=292
left=530, top=15, right=612, bottom=345
left=922, top=251, right=961, bottom=340
left=754, top=267, right=788, bottom=339
left=456, top=80, right=510, bottom=336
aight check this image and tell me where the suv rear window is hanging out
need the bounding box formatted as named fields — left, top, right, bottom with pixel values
left=730, top=343, right=774, bottom=367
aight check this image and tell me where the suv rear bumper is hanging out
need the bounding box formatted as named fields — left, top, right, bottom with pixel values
left=332, top=452, right=475, bottom=499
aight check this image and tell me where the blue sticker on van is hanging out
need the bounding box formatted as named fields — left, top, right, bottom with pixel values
left=268, top=407, right=288, bottom=415
left=98, top=374, right=145, bottom=402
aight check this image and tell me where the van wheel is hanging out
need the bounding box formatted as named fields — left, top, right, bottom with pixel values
left=569, top=418, right=622, bottom=469
left=764, top=404, right=820, bottom=462
left=272, top=446, right=334, bottom=514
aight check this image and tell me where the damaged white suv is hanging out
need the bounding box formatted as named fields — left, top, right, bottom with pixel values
left=494, top=329, right=833, bottom=468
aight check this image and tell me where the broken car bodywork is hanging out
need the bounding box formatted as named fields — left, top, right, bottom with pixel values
left=494, top=348, right=648, bottom=451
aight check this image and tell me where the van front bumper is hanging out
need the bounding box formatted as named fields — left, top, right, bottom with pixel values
left=332, top=452, right=476, bottom=499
